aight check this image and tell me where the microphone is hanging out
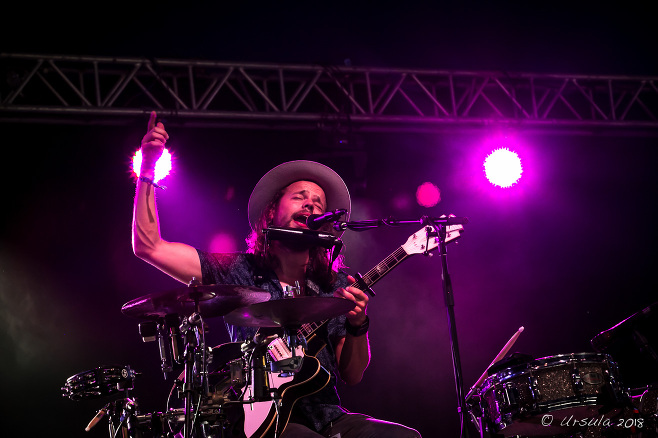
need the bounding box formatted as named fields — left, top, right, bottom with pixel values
left=305, top=209, right=348, bottom=230
left=164, top=313, right=183, bottom=364
left=85, top=403, right=110, bottom=431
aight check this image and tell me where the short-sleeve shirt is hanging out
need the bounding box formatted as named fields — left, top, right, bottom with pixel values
left=197, top=250, right=349, bottom=432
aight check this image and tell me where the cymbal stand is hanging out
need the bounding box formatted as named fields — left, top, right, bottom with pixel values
left=107, top=397, right=138, bottom=438
left=179, top=308, right=213, bottom=438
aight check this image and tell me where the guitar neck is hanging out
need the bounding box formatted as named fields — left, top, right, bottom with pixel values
left=299, top=245, right=411, bottom=344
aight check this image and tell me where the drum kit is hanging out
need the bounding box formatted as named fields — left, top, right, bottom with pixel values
left=60, top=279, right=658, bottom=438
left=59, top=237, right=658, bottom=438
left=61, top=279, right=353, bottom=438
left=466, top=303, right=658, bottom=438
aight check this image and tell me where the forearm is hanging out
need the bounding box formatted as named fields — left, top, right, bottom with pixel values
left=337, top=332, right=371, bottom=385
left=132, top=178, right=162, bottom=258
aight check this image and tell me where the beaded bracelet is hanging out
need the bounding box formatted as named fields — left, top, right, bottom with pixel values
left=138, top=176, right=166, bottom=190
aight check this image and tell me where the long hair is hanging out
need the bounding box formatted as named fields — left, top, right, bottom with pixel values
left=245, top=188, right=346, bottom=290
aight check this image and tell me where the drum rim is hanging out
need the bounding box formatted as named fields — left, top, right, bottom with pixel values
left=481, top=352, right=614, bottom=389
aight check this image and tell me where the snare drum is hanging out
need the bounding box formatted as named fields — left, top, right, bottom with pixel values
left=480, top=352, right=625, bottom=437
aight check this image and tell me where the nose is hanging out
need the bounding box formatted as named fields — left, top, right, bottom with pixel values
left=302, top=200, right=315, bottom=213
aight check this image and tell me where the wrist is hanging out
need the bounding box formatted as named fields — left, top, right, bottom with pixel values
left=139, top=166, right=156, bottom=180
left=345, top=315, right=369, bottom=337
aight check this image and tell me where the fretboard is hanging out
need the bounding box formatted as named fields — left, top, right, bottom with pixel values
left=299, top=245, right=411, bottom=344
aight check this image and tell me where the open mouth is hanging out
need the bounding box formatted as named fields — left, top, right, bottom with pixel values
left=292, top=212, right=310, bottom=227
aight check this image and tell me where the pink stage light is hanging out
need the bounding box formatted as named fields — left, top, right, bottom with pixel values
left=484, top=148, right=523, bottom=188
left=416, top=182, right=441, bottom=207
left=132, top=148, right=172, bottom=182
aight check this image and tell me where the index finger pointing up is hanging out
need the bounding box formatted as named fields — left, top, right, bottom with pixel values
left=147, top=111, right=157, bottom=132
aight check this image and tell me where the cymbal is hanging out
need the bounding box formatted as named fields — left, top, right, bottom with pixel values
left=223, top=296, right=355, bottom=327
left=121, top=284, right=271, bottom=320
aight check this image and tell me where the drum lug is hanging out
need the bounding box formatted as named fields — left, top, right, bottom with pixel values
left=530, top=375, right=541, bottom=408
left=572, top=368, right=584, bottom=393
left=501, top=382, right=519, bottom=410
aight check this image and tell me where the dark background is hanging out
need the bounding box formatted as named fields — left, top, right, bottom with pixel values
left=1, top=2, right=657, bottom=437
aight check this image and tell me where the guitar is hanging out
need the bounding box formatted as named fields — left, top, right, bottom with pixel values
left=242, top=223, right=463, bottom=437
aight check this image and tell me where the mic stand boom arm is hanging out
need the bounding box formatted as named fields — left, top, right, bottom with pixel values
left=334, top=216, right=468, bottom=232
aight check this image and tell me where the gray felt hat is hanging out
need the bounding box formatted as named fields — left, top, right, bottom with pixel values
left=248, top=160, right=351, bottom=232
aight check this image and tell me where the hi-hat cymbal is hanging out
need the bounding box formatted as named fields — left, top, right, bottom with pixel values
left=223, top=297, right=355, bottom=327
left=121, top=284, right=271, bottom=320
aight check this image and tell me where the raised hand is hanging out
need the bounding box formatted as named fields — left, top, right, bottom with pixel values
left=139, top=111, right=169, bottom=178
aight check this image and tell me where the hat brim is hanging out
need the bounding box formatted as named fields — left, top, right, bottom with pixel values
left=248, top=160, right=351, bottom=233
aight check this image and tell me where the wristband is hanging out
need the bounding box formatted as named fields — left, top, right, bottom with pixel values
left=345, top=315, right=369, bottom=337
left=138, top=176, right=166, bottom=190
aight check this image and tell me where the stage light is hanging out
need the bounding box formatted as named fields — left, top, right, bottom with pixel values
left=484, top=148, right=522, bottom=188
left=132, top=148, right=172, bottom=182
left=416, top=182, right=441, bottom=207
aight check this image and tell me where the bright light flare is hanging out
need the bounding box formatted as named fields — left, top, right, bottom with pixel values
left=484, top=148, right=523, bottom=188
left=132, top=148, right=172, bottom=182
left=416, top=182, right=441, bottom=207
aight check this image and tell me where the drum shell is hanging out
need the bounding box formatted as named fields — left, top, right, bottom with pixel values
left=479, top=353, right=625, bottom=437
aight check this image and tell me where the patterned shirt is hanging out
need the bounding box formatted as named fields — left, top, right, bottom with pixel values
left=197, top=250, right=349, bottom=432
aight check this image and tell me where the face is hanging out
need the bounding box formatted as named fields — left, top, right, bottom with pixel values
left=272, top=180, right=326, bottom=229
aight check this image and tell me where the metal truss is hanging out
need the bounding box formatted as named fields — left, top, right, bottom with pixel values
left=1, top=53, right=657, bottom=134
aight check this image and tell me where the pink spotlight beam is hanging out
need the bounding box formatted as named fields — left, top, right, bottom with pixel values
left=132, top=148, right=172, bottom=183
left=484, top=148, right=523, bottom=188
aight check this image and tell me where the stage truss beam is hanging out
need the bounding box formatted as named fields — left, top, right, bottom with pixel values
left=1, top=53, right=657, bottom=134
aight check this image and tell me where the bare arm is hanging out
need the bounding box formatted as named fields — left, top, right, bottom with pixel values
left=132, top=111, right=202, bottom=284
left=334, top=277, right=371, bottom=385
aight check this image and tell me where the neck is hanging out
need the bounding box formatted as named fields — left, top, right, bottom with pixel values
left=270, top=241, right=309, bottom=285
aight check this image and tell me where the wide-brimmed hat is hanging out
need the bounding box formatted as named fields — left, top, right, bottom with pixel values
left=248, top=160, right=351, bottom=232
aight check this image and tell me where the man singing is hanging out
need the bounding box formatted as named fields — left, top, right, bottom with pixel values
left=133, top=112, right=421, bottom=437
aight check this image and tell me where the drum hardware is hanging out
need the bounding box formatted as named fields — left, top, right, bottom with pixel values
left=229, top=357, right=246, bottom=388
left=120, top=278, right=267, bottom=438
left=572, top=370, right=583, bottom=394
left=282, top=281, right=301, bottom=298
left=591, top=301, right=658, bottom=388
left=501, top=382, right=520, bottom=409
left=62, top=365, right=139, bottom=401
left=62, top=365, right=143, bottom=435
left=72, top=270, right=405, bottom=436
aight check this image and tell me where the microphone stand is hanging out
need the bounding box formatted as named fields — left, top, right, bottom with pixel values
left=334, top=214, right=470, bottom=437
left=422, top=215, right=469, bottom=438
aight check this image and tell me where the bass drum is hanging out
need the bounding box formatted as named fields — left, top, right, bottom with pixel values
left=479, top=352, right=626, bottom=437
